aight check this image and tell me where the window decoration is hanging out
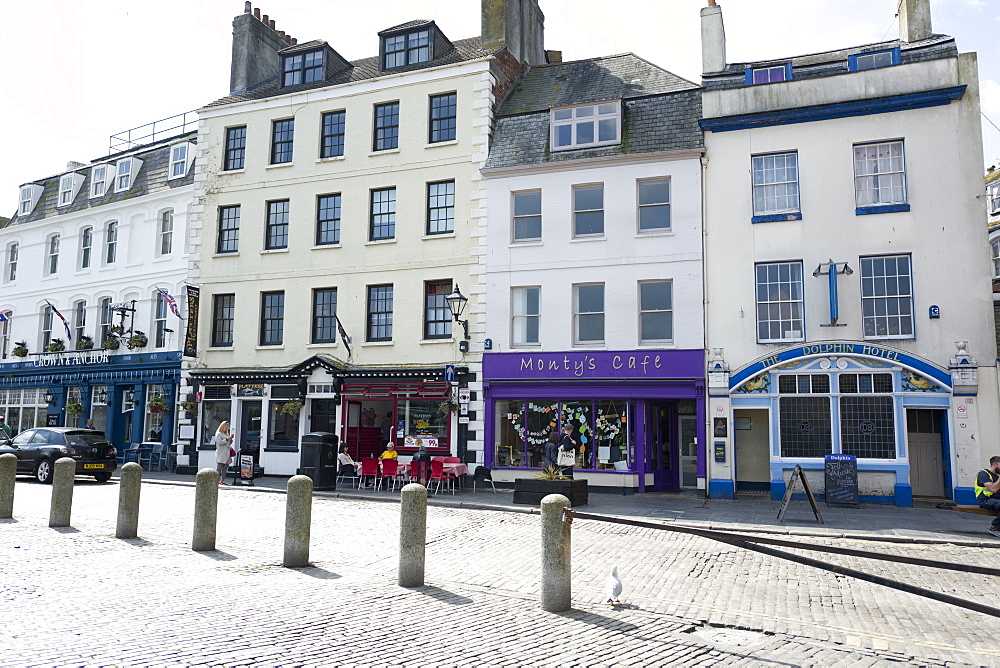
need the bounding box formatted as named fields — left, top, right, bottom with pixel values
left=12, top=341, right=28, bottom=358
left=147, top=395, right=169, bottom=414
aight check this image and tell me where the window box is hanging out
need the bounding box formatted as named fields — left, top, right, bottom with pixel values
left=512, top=478, right=588, bottom=506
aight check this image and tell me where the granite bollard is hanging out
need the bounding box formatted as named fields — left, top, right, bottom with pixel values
left=192, top=468, right=219, bottom=551
left=116, top=462, right=143, bottom=539
left=284, top=475, right=313, bottom=568
left=398, top=482, right=427, bottom=587
left=0, top=453, right=16, bottom=519
left=49, top=457, right=76, bottom=528
left=541, top=493, right=572, bottom=612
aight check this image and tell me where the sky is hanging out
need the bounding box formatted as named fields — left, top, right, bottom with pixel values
left=1, top=0, right=998, bottom=214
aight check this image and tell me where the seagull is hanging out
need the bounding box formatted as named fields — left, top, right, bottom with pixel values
left=605, top=565, right=622, bottom=607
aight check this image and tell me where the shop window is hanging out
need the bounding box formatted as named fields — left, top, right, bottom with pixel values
left=1, top=388, right=47, bottom=433
left=778, top=374, right=830, bottom=394
left=593, top=400, right=629, bottom=469
left=201, top=401, right=232, bottom=449
left=839, top=395, right=895, bottom=459
left=91, top=386, right=108, bottom=431
left=778, top=396, right=832, bottom=458
left=401, top=399, right=448, bottom=450
left=268, top=400, right=299, bottom=449
left=838, top=373, right=893, bottom=393
left=144, top=384, right=165, bottom=442
left=562, top=401, right=593, bottom=469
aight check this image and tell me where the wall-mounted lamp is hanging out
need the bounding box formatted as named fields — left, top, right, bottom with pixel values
left=446, top=284, right=471, bottom=353
left=124, top=388, right=135, bottom=404
left=95, top=387, right=108, bottom=404
left=44, top=391, right=54, bottom=405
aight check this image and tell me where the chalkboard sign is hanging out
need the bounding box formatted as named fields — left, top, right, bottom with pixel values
left=824, top=454, right=859, bottom=507
left=46, top=414, right=60, bottom=427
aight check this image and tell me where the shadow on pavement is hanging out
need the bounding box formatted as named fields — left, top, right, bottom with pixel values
left=556, top=609, right=640, bottom=632
left=119, top=537, right=154, bottom=547
left=294, top=565, right=342, bottom=579
left=0, top=517, right=18, bottom=523
left=195, top=550, right=238, bottom=561
left=414, top=585, right=474, bottom=605
left=50, top=526, right=81, bottom=534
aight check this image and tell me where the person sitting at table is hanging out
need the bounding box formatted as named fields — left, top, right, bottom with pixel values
left=411, top=445, right=432, bottom=485
left=337, top=444, right=358, bottom=478
left=378, top=442, right=398, bottom=460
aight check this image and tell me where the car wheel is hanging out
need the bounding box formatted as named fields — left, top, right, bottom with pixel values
left=94, top=472, right=112, bottom=483
left=35, top=459, right=53, bottom=484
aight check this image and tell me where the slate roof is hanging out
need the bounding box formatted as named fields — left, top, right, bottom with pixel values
left=703, top=35, right=958, bottom=91
left=205, top=36, right=494, bottom=108
left=485, top=54, right=703, bottom=170
left=379, top=20, right=433, bottom=35
left=8, top=131, right=197, bottom=225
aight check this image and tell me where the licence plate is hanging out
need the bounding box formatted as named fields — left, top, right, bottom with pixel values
left=84, top=463, right=106, bottom=469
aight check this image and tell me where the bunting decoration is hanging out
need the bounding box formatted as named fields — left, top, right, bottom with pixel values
left=44, top=300, right=72, bottom=342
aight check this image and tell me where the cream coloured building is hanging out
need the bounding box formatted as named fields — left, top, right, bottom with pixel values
left=190, top=2, right=546, bottom=475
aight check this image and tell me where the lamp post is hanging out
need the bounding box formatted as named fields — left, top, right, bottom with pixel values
left=446, top=284, right=470, bottom=353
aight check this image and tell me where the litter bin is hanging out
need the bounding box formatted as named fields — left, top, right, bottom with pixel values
left=299, top=432, right=339, bottom=490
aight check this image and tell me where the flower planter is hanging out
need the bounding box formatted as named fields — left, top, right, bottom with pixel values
left=513, top=477, right=588, bottom=507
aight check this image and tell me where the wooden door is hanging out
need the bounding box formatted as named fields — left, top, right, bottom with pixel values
left=907, top=409, right=944, bottom=497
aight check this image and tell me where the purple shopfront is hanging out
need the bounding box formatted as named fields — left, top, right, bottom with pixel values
left=483, top=350, right=706, bottom=494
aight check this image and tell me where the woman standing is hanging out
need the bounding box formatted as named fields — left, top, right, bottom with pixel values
left=214, top=421, right=235, bottom=485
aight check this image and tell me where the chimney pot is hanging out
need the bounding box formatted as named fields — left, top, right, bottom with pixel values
left=253, top=7, right=260, bottom=19
left=545, top=50, right=562, bottom=64
left=278, top=30, right=285, bottom=38
left=269, top=19, right=275, bottom=30
left=290, top=37, right=297, bottom=45
left=262, top=14, right=268, bottom=25
left=244, top=1, right=251, bottom=13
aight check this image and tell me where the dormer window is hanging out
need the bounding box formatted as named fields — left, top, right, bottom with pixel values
left=90, top=165, right=110, bottom=198
left=550, top=102, right=621, bottom=151
left=849, top=48, right=900, bottom=72
left=282, top=49, right=324, bottom=86
left=115, top=156, right=143, bottom=192
left=748, top=65, right=790, bottom=85
left=169, top=143, right=190, bottom=178
left=57, top=173, right=85, bottom=207
left=384, top=29, right=429, bottom=69
left=18, top=185, right=43, bottom=216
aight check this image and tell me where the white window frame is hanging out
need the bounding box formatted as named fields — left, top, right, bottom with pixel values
left=573, top=184, right=604, bottom=238
left=992, top=238, right=1000, bottom=279
left=550, top=101, right=621, bottom=151
left=80, top=227, right=93, bottom=269
left=90, top=165, right=110, bottom=198
left=5, top=243, right=18, bottom=282
left=168, top=143, right=190, bottom=179
left=512, top=190, right=542, bottom=242
left=41, top=305, right=54, bottom=349
left=637, top=178, right=671, bottom=232
left=105, top=222, right=118, bottom=264
left=0, top=315, right=9, bottom=359
left=752, top=65, right=787, bottom=84
left=860, top=254, right=914, bottom=340
left=153, top=291, right=168, bottom=348
left=638, top=280, right=673, bottom=344
left=18, top=185, right=42, bottom=216
left=989, top=182, right=1000, bottom=215
left=58, top=175, right=75, bottom=207
left=114, top=157, right=142, bottom=193
left=752, top=152, right=800, bottom=215
left=74, top=300, right=87, bottom=342
left=100, top=297, right=113, bottom=343
left=755, top=261, right=805, bottom=343
left=853, top=141, right=907, bottom=207
left=158, top=209, right=174, bottom=256
left=511, top=287, right=540, bottom=347
left=46, top=234, right=60, bottom=276
left=573, top=283, right=605, bottom=344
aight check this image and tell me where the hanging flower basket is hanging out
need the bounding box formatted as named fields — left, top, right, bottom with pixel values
left=127, top=331, right=148, bottom=349
left=12, top=341, right=28, bottom=358
left=76, top=335, right=95, bottom=351
left=147, top=395, right=169, bottom=414
left=180, top=400, right=198, bottom=414
left=64, top=401, right=84, bottom=416
left=101, top=337, right=121, bottom=350
left=44, top=338, right=66, bottom=353
left=437, top=400, right=459, bottom=416
left=280, top=400, right=303, bottom=418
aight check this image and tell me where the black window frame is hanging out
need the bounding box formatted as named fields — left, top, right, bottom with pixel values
left=383, top=29, right=430, bottom=70
left=423, top=280, right=452, bottom=340
left=265, top=200, right=290, bottom=250
left=259, top=291, right=285, bottom=346
left=217, top=205, right=240, bottom=254
left=211, top=294, right=235, bottom=347
left=312, top=288, right=338, bottom=344
left=224, top=126, right=247, bottom=171
left=316, top=193, right=341, bottom=246
left=320, top=110, right=346, bottom=159
left=426, top=180, right=455, bottom=235
left=366, top=284, right=393, bottom=342
left=282, top=49, right=324, bottom=87
left=429, top=92, right=457, bottom=143
left=370, top=187, right=396, bottom=241
left=271, top=118, right=295, bottom=165
left=373, top=102, right=400, bottom=151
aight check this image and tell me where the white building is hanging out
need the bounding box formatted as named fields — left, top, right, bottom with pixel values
left=1, top=124, right=197, bottom=462
left=700, top=0, right=999, bottom=505
left=189, top=2, right=546, bottom=475
left=482, top=54, right=706, bottom=494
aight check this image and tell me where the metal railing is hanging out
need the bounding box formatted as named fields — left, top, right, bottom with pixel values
left=108, top=110, right=199, bottom=154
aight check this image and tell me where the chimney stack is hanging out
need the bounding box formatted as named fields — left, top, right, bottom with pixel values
left=701, top=1, right=726, bottom=74
left=229, top=6, right=288, bottom=94
left=66, top=161, right=86, bottom=171
left=899, top=0, right=932, bottom=43
left=481, top=0, right=546, bottom=66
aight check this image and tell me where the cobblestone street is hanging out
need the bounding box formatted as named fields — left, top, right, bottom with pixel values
left=2, top=478, right=998, bottom=667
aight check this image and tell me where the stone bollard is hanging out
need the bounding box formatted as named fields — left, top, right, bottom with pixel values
left=116, top=463, right=143, bottom=539
left=540, top=494, right=572, bottom=612
left=283, top=475, right=313, bottom=568
left=49, top=457, right=76, bottom=528
left=0, top=453, right=16, bottom=519
left=192, top=468, right=219, bottom=551
left=398, top=482, right=428, bottom=587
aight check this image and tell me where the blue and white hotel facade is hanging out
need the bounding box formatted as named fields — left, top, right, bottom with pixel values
left=699, top=0, right=999, bottom=505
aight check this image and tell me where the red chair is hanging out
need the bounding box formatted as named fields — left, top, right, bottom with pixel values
left=429, top=459, right=449, bottom=495
left=443, top=456, right=461, bottom=463
left=410, top=460, right=430, bottom=486
left=378, top=459, right=399, bottom=492
left=358, top=458, right=379, bottom=489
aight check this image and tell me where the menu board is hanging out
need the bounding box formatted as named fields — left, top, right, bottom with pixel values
left=824, top=454, right=859, bottom=507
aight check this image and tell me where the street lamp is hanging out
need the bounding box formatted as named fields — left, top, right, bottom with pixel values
left=446, top=284, right=470, bottom=353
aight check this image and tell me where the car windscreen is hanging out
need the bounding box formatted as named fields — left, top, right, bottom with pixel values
left=65, top=432, right=110, bottom=447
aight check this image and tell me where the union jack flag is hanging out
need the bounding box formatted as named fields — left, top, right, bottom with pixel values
left=156, top=286, right=185, bottom=320
left=44, top=300, right=72, bottom=342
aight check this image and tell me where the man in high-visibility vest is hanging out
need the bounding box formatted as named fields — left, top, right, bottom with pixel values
left=974, top=455, right=1000, bottom=537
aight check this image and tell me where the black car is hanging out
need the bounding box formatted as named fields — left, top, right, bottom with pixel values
left=0, top=428, right=117, bottom=483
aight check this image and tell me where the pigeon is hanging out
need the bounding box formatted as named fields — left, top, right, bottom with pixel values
left=605, top=565, right=622, bottom=607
